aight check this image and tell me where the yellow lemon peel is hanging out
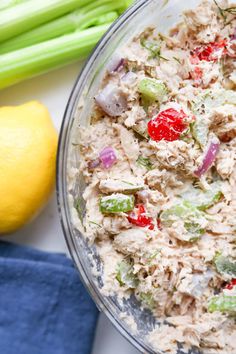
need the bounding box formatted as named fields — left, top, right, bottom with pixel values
left=0, top=101, right=58, bottom=234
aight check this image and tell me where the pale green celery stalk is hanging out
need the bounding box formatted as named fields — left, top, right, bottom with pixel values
left=89, top=11, right=118, bottom=27
left=0, top=0, right=29, bottom=11
left=118, top=0, right=134, bottom=14
left=77, top=1, right=122, bottom=30
left=0, top=0, right=93, bottom=42
left=0, top=24, right=110, bottom=90
left=0, top=0, right=122, bottom=54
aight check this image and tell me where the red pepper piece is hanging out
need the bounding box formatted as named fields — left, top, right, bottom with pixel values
left=224, top=279, right=236, bottom=290
left=191, top=39, right=228, bottom=62
left=191, top=66, right=203, bottom=86
left=147, top=108, right=188, bottom=142
left=128, top=204, right=154, bottom=230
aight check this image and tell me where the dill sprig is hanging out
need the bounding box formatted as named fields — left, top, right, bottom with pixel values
left=214, top=0, right=236, bottom=21
left=173, top=56, right=181, bottom=64
left=140, top=38, right=169, bottom=62
left=89, top=221, right=102, bottom=228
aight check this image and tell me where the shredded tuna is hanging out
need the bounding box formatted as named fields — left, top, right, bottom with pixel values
left=75, top=1, right=236, bottom=353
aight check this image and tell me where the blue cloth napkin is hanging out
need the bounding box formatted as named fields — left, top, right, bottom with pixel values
left=0, top=241, right=99, bottom=354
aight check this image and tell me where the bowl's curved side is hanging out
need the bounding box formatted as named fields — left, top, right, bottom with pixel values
left=57, top=1, right=159, bottom=353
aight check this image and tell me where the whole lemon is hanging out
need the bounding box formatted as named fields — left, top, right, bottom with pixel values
left=0, top=101, right=58, bottom=234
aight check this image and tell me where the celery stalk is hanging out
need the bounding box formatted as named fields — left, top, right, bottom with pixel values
left=0, top=0, right=93, bottom=42
left=116, top=260, right=138, bottom=288
left=0, top=24, right=110, bottom=90
left=138, top=77, right=167, bottom=105
left=0, top=0, right=29, bottom=11
left=118, top=0, right=134, bottom=13
left=75, top=0, right=128, bottom=27
left=208, top=295, right=236, bottom=314
left=0, top=0, right=121, bottom=54
left=77, top=1, right=122, bottom=29
left=90, top=11, right=118, bottom=27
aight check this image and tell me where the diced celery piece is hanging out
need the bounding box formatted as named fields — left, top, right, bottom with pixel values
left=116, top=260, right=139, bottom=288
left=208, top=295, right=236, bottom=314
left=181, top=182, right=223, bottom=211
left=139, top=292, right=155, bottom=309
left=99, top=178, right=144, bottom=194
left=138, top=78, right=167, bottom=105
left=192, top=88, right=236, bottom=115
left=192, top=116, right=210, bottom=147
left=160, top=202, right=207, bottom=241
left=214, top=254, right=236, bottom=278
left=100, top=193, right=134, bottom=214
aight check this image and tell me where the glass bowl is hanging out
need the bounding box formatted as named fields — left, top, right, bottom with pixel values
left=57, top=1, right=218, bottom=353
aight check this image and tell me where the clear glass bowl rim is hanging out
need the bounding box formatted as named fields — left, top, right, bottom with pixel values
left=56, top=1, right=159, bottom=353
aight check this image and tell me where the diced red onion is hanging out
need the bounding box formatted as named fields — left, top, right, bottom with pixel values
left=88, top=159, right=101, bottom=169
left=99, top=147, right=117, bottom=169
left=194, top=137, right=220, bottom=178
left=121, top=71, right=137, bottom=84
left=107, top=54, right=124, bottom=73
left=230, top=27, right=236, bottom=40
left=95, top=83, right=127, bottom=117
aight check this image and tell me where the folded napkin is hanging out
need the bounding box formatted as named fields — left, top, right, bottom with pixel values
left=0, top=241, right=99, bottom=354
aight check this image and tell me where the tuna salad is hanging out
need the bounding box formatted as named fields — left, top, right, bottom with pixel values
left=76, top=0, right=236, bottom=353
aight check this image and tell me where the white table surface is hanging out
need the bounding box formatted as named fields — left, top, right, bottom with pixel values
left=0, top=63, right=140, bottom=354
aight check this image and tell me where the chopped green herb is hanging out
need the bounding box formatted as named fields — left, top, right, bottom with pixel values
left=121, top=180, right=135, bottom=186
left=75, top=198, right=84, bottom=224
left=213, top=0, right=227, bottom=20
left=141, top=38, right=168, bottom=62
left=89, top=221, right=102, bottom=228
left=180, top=128, right=192, bottom=143
left=137, top=156, right=153, bottom=171
left=225, top=7, right=236, bottom=14
left=213, top=0, right=236, bottom=21
left=173, top=56, right=181, bottom=64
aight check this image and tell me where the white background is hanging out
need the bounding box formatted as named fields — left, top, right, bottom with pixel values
left=0, top=62, right=140, bottom=354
